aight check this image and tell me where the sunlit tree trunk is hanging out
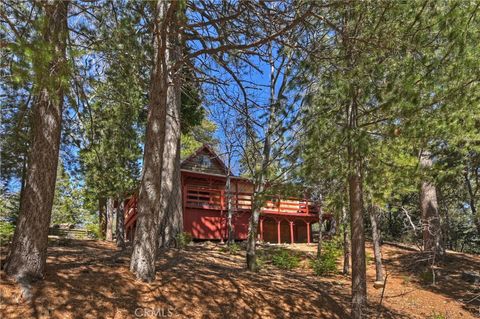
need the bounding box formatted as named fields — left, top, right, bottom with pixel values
left=369, top=204, right=384, bottom=282
left=226, top=174, right=234, bottom=244
left=419, top=150, right=444, bottom=256
left=465, top=168, right=480, bottom=236
left=106, top=197, right=114, bottom=241
left=99, top=197, right=107, bottom=239
left=349, top=170, right=367, bottom=319
left=130, top=0, right=181, bottom=281
left=246, top=44, right=276, bottom=271
left=317, top=199, right=323, bottom=259
left=159, top=135, right=183, bottom=248
left=4, top=0, right=69, bottom=280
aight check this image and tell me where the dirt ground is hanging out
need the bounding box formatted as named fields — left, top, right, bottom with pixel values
left=0, top=239, right=479, bottom=319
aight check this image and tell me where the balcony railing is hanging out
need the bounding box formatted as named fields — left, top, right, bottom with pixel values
left=125, top=186, right=319, bottom=224
left=184, top=186, right=318, bottom=215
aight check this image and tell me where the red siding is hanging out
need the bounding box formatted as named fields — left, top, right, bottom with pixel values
left=183, top=208, right=251, bottom=240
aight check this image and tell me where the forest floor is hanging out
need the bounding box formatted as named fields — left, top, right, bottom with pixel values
left=0, top=239, right=479, bottom=319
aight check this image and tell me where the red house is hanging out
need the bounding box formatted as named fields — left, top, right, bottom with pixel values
left=124, top=145, right=330, bottom=244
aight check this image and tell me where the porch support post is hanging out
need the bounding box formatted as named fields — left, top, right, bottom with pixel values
left=289, top=221, right=294, bottom=244
left=306, top=222, right=311, bottom=244
left=259, top=218, right=264, bottom=241
left=277, top=220, right=281, bottom=244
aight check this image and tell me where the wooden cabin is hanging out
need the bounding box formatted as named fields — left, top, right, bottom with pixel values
left=124, top=144, right=331, bottom=244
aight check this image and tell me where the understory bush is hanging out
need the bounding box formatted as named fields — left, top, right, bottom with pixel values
left=85, top=223, right=101, bottom=239
left=176, top=232, right=193, bottom=249
left=0, top=222, right=15, bottom=244
left=311, top=239, right=342, bottom=275
left=271, top=248, right=300, bottom=270
left=221, top=243, right=241, bottom=254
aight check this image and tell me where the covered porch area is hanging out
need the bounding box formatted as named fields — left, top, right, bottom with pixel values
left=259, top=215, right=319, bottom=244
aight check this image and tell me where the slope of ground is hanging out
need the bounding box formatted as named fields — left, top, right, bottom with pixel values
left=0, top=240, right=478, bottom=319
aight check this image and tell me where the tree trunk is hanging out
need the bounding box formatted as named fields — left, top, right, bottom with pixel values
left=419, top=151, right=444, bottom=256
left=116, top=198, right=126, bottom=249
left=4, top=0, right=69, bottom=281
left=130, top=0, right=180, bottom=282
left=246, top=44, right=276, bottom=271
left=342, top=205, right=351, bottom=275
left=317, top=201, right=323, bottom=259
left=246, top=190, right=263, bottom=271
left=226, top=174, right=234, bottom=245
left=106, top=197, right=114, bottom=241
left=465, top=169, right=480, bottom=236
left=369, top=204, right=384, bottom=282
left=158, top=134, right=183, bottom=248
left=349, top=171, right=367, bottom=319
left=99, top=197, right=107, bottom=239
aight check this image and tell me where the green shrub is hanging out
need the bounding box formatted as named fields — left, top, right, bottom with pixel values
left=176, top=232, right=192, bottom=249
left=429, top=311, right=446, bottom=319
left=311, top=240, right=342, bottom=275
left=85, top=223, right=101, bottom=239
left=271, top=248, right=300, bottom=270
left=420, top=270, right=434, bottom=283
left=221, top=243, right=241, bottom=254
left=366, top=251, right=374, bottom=265
left=256, top=255, right=266, bottom=269
left=0, top=222, right=15, bottom=243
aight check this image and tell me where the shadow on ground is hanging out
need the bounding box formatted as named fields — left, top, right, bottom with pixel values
left=0, top=240, right=466, bottom=318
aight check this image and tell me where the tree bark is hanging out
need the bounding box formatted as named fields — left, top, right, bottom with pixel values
left=130, top=0, right=180, bottom=282
left=342, top=205, right=351, bottom=275
left=349, top=172, right=367, bottom=319
left=317, top=199, right=323, bottom=259
left=369, top=204, right=384, bottom=282
left=419, top=150, right=444, bottom=256
left=158, top=134, right=183, bottom=248
left=226, top=174, right=234, bottom=244
left=465, top=169, right=480, bottom=236
left=116, top=198, right=126, bottom=249
left=246, top=188, right=264, bottom=271
left=246, top=44, right=276, bottom=271
left=4, top=0, right=69, bottom=280
left=106, top=197, right=114, bottom=241
left=99, top=197, right=107, bottom=239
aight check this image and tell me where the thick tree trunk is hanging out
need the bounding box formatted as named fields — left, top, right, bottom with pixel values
left=130, top=0, right=180, bottom=282
left=342, top=205, right=351, bottom=275
left=106, top=197, right=114, bottom=241
left=116, top=198, right=126, bottom=249
left=369, top=204, right=384, bottom=282
left=157, top=5, right=183, bottom=249
left=4, top=0, right=69, bottom=281
left=349, top=172, right=367, bottom=319
left=419, top=151, right=444, bottom=256
left=158, top=134, right=183, bottom=248
left=99, top=197, right=107, bottom=239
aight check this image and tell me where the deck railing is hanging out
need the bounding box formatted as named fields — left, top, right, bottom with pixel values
left=184, top=186, right=318, bottom=215
left=124, top=186, right=318, bottom=223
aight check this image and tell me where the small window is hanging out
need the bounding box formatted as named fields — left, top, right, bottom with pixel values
left=198, top=155, right=211, bottom=167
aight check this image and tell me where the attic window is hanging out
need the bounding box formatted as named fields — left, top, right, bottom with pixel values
left=198, top=155, right=211, bottom=167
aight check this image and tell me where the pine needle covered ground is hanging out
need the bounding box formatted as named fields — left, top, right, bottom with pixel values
left=1, top=240, right=478, bottom=319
